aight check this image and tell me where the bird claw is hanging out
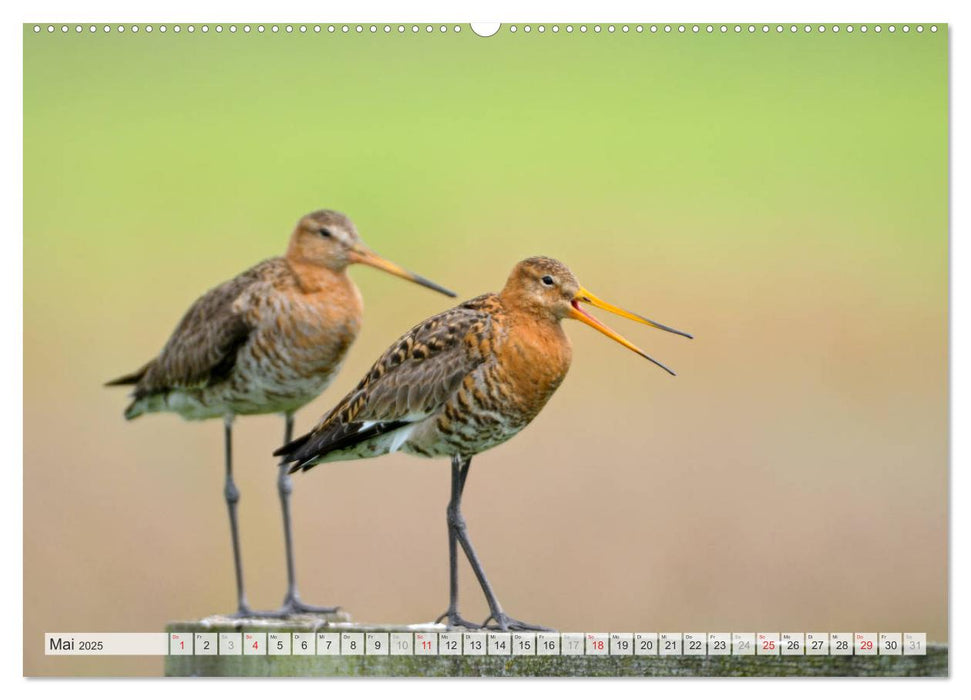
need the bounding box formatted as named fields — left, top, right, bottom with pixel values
left=482, top=613, right=554, bottom=632
left=435, top=610, right=483, bottom=629
left=231, top=597, right=340, bottom=619
left=276, top=595, right=341, bottom=616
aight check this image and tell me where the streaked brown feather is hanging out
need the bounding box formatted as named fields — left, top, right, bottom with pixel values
left=130, top=264, right=263, bottom=397
left=277, top=295, right=499, bottom=465
left=116, top=255, right=364, bottom=420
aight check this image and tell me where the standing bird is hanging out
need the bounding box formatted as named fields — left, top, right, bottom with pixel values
left=275, top=256, right=691, bottom=630
left=107, top=210, right=455, bottom=617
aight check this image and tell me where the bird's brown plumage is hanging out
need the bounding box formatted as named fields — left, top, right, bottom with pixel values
left=277, top=257, right=580, bottom=469
left=275, top=255, right=691, bottom=631
left=109, top=209, right=454, bottom=421
left=106, top=209, right=457, bottom=617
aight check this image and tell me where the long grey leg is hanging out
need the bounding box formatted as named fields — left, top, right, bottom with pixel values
left=279, top=413, right=299, bottom=600
left=276, top=412, right=338, bottom=615
left=436, top=455, right=480, bottom=628
left=223, top=414, right=251, bottom=616
left=448, top=455, right=553, bottom=632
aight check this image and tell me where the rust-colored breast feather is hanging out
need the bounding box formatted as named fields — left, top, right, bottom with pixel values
left=492, top=312, right=573, bottom=424
left=424, top=305, right=572, bottom=457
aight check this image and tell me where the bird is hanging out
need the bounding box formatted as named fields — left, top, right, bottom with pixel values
left=106, top=209, right=456, bottom=617
left=274, top=256, right=692, bottom=630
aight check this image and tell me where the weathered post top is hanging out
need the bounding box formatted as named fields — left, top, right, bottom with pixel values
left=164, top=615, right=947, bottom=678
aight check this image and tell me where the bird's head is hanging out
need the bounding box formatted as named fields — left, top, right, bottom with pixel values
left=287, top=210, right=455, bottom=297
left=502, top=256, right=693, bottom=375
left=288, top=209, right=362, bottom=269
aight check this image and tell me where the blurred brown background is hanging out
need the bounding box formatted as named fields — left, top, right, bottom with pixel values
left=24, top=25, right=947, bottom=675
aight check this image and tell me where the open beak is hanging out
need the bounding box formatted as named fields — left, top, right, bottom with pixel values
left=569, top=286, right=693, bottom=375
left=350, top=247, right=456, bottom=297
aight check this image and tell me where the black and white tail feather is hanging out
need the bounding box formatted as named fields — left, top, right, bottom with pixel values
left=276, top=419, right=410, bottom=472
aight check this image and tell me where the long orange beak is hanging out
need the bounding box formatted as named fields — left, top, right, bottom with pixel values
left=350, top=247, right=456, bottom=297
left=569, top=286, right=692, bottom=375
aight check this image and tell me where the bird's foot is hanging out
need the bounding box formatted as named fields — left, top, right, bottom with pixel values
left=435, top=610, right=483, bottom=629
left=275, top=593, right=340, bottom=616
left=482, top=612, right=554, bottom=632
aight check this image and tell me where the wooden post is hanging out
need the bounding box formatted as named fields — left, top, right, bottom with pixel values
left=165, top=617, right=947, bottom=677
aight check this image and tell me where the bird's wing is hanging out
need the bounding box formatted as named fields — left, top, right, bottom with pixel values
left=276, top=295, right=499, bottom=468
left=131, top=260, right=279, bottom=397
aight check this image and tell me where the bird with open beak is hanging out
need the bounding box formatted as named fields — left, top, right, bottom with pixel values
left=276, top=255, right=691, bottom=630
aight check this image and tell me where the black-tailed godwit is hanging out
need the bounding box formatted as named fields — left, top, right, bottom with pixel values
left=275, top=256, right=690, bottom=630
left=108, top=209, right=455, bottom=616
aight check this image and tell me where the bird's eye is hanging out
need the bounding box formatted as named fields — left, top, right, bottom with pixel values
left=318, top=228, right=332, bottom=238
left=541, top=275, right=555, bottom=286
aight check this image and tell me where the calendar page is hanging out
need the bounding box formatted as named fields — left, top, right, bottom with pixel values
left=23, top=17, right=948, bottom=678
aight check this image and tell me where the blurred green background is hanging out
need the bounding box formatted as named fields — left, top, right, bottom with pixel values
left=24, top=24, right=947, bottom=676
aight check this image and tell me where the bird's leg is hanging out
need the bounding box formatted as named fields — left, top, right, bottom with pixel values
left=223, top=415, right=253, bottom=617
left=435, top=456, right=481, bottom=629
left=272, top=412, right=339, bottom=616
left=445, top=457, right=507, bottom=628
left=447, top=456, right=554, bottom=633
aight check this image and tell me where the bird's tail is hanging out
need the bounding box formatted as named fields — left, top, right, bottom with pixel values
left=274, top=432, right=315, bottom=471
left=275, top=420, right=410, bottom=474
left=105, top=362, right=151, bottom=387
